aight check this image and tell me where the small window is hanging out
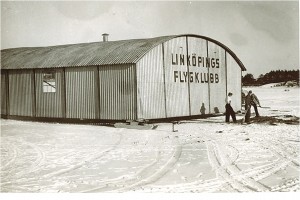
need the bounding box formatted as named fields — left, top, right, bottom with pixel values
left=43, top=72, right=56, bottom=93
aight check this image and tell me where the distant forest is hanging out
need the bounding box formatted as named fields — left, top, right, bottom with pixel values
left=242, top=70, right=299, bottom=86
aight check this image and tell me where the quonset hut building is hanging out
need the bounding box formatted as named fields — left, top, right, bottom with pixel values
left=1, top=34, right=246, bottom=123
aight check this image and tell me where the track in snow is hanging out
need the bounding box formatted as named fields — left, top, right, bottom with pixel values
left=1, top=120, right=299, bottom=193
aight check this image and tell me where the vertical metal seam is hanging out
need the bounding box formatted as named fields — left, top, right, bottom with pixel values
left=206, top=40, right=211, bottom=113
left=225, top=51, right=228, bottom=96
left=186, top=36, right=191, bottom=116
left=28, top=70, right=32, bottom=116
left=131, top=65, right=134, bottom=119
left=113, top=67, right=116, bottom=119
left=161, top=43, right=168, bottom=118
left=5, top=70, right=10, bottom=117
left=241, top=69, right=242, bottom=109
left=15, top=72, right=18, bottom=115
left=96, top=66, right=101, bottom=119
left=14, top=71, right=17, bottom=115
left=62, top=68, right=67, bottom=118
left=16, top=71, right=20, bottom=115
left=119, top=66, right=122, bottom=119
left=32, top=69, right=36, bottom=117
left=134, top=64, right=138, bottom=120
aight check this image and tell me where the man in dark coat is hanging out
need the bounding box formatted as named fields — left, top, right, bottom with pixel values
left=245, top=90, right=261, bottom=123
left=250, top=90, right=261, bottom=117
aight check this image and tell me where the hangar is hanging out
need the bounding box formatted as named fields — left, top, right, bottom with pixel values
left=1, top=34, right=246, bottom=122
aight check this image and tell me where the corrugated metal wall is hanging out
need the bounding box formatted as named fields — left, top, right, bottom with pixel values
left=99, top=64, right=136, bottom=120
left=187, top=37, right=210, bottom=115
left=1, top=72, right=7, bottom=115
left=207, top=41, right=227, bottom=113
left=136, top=45, right=166, bottom=119
left=65, top=67, right=98, bottom=119
left=136, top=36, right=242, bottom=119
left=163, top=37, right=190, bottom=117
left=35, top=69, right=63, bottom=118
left=8, top=70, right=33, bottom=116
left=226, top=53, right=242, bottom=111
left=1, top=36, right=242, bottom=121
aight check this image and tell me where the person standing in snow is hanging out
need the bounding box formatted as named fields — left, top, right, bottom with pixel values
left=245, top=90, right=261, bottom=123
left=249, top=90, right=261, bottom=117
left=241, top=91, right=246, bottom=109
left=225, top=92, right=237, bottom=123
left=245, top=91, right=252, bottom=123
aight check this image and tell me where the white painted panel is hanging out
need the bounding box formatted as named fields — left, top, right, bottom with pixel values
left=164, top=37, right=190, bottom=117
left=136, top=45, right=166, bottom=119
left=187, top=37, right=210, bottom=115
left=227, top=53, right=242, bottom=111
left=207, top=41, right=227, bottom=113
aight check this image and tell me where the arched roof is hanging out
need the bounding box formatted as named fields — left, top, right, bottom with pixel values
left=1, top=34, right=246, bottom=71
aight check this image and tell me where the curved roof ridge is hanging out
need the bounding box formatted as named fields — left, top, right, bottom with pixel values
left=179, top=34, right=246, bottom=71
left=1, top=34, right=246, bottom=71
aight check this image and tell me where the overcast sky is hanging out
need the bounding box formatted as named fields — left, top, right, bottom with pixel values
left=1, top=0, right=299, bottom=77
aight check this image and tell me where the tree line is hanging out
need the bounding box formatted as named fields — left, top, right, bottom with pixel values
left=242, top=70, right=299, bottom=86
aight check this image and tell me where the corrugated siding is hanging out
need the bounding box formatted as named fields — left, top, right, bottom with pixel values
left=1, top=72, right=7, bottom=115
left=226, top=53, right=242, bottom=111
left=163, top=37, right=190, bottom=117
left=65, top=67, right=97, bottom=119
left=187, top=37, right=210, bottom=116
left=35, top=69, right=63, bottom=118
left=9, top=70, right=33, bottom=116
left=207, top=41, right=227, bottom=113
left=99, top=64, right=136, bottom=120
left=1, top=35, right=245, bottom=120
left=136, top=45, right=166, bottom=119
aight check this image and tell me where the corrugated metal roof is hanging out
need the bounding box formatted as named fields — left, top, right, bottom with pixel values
left=1, top=34, right=246, bottom=71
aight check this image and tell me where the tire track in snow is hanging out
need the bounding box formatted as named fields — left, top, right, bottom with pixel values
left=258, top=138, right=299, bottom=168
left=131, top=137, right=226, bottom=193
left=85, top=136, right=217, bottom=193
left=250, top=130, right=299, bottom=176
left=0, top=139, right=45, bottom=187
left=231, top=160, right=291, bottom=182
left=204, top=127, right=299, bottom=192
left=80, top=134, right=183, bottom=192
left=114, top=142, right=182, bottom=192
left=205, top=136, right=270, bottom=192
left=131, top=132, right=267, bottom=193
left=1, top=138, right=46, bottom=187
left=134, top=178, right=225, bottom=193
left=216, top=131, right=298, bottom=187
left=0, top=141, right=18, bottom=171
left=270, top=178, right=300, bottom=192
left=141, top=126, right=296, bottom=193
left=43, top=129, right=124, bottom=179
left=227, top=145, right=240, bottom=164
left=14, top=139, right=46, bottom=177
left=138, top=138, right=293, bottom=193
left=213, top=140, right=270, bottom=192
left=80, top=149, right=162, bottom=192
left=206, top=141, right=252, bottom=192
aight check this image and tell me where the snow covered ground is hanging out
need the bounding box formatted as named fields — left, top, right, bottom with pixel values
left=1, top=86, right=299, bottom=193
